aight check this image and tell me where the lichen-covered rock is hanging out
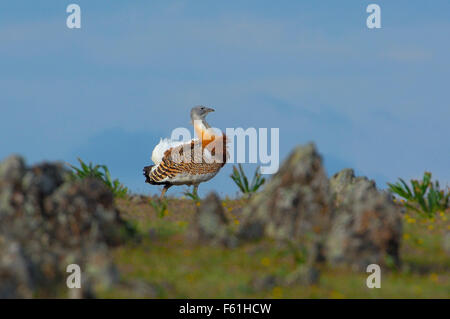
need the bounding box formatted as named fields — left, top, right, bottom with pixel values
left=237, top=147, right=403, bottom=273
left=0, top=155, right=131, bottom=298
left=326, top=169, right=402, bottom=271
left=188, top=192, right=235, bottom=246
left=238, top=143, right=333, bottom=244
left=284, top=265, right=320, bottom=286
left=236, top=143, right=332, bottom=284
left=250, top=275, right=278, bottom=292
left=0, top=154, right=26, bottom=184
left=330, top=168, right=360, bottom=204
left=0, top=237, right=33, bottom=298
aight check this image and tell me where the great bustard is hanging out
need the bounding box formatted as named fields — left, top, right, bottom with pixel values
left=143, top=106, right=227, bottom=199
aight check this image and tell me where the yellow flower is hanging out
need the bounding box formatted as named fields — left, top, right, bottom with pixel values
left=416, top=238, right=423, bottom=245
left=163, top=209, right=169, bottom=216
left=177, top=221, right=187, bottom=228
left=183, top=249, right=192, bottom=257
left=400, top=199, right=405, bottom=203
left=440, top=211, right=445, bottom=217
left=429, top=273, right=438, bottom=283
left=403, top=233, right=410, bottom=240
left=227, top=207, right=233, bottom=212
left=186, top=273, right=195, bottom=283
left=442, top=216, right=448, bottom=221
left=407, top=218, right=416, bottom=224
left=447, top=225, right=450, bottom=230
left=234, top=219, right=240, bottom=225
left=330, top=290, right=345, bottom=299
left=261, top=257, right=271, bottom=267
left=271, top=287, right=283, bottom=298
left=413, top=285, right=422, bottom=295
left=427, top=225, right=434, bottom=231
left=196, top=202, right=201, bottom=207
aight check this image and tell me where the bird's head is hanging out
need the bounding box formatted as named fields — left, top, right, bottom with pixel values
left=190, top=105, right=215, bottom=123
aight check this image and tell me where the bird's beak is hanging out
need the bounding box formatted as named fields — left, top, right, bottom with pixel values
left=206, top=107, right=215, bottom=113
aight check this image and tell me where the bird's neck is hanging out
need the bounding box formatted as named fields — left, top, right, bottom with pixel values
left=193, top=119, right=214, bottom=148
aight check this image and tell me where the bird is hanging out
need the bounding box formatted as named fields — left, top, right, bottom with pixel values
left=143, top=106, right=228, bottom=199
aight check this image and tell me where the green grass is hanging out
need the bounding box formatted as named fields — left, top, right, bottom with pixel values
left=68, top=158, right=128, bottom=198
left=150, top=198, right=169, bottom=219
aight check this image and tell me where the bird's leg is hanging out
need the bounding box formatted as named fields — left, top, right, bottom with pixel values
left=160, top=184, right=171, bottom=200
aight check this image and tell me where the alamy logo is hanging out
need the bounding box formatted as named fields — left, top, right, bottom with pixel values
left=366, top=4, right=381, bottom=29
left=66, top=264, right=81, bottom=289
left=169, top=125, right=279, bottom=174
left=66, top=4, right=81, bottom=29
left=366, top=264, right=381, bottom=288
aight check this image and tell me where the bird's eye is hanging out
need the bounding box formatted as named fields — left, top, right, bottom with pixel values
left=201, top=107, right=204, bottom=110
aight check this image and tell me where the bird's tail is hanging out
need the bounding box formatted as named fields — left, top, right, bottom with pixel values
left=143, top=165, right=154, bottom=184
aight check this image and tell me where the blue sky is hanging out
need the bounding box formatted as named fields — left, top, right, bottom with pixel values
left=1, top=1, right=449, bottom=197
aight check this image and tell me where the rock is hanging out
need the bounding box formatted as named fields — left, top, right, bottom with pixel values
left=238, top=143, right=333, bottom=249
left=284, top=265, right=320, bottom=286
left=22, top=162, right=69, bottom=197
left=130, top=194, right=146, bottom=204
left=0, top=237, right=33, bottom=298
left=250, top=275, right=278, bottom=291
left=122, top=280, right=159, bottom=298
left=235, top=143, right=333, bottom=287
left=0, top=156, right=132, bottom=298
left=330, top=168, right=358, bottom=204
left=80, top=246, right=120, bottom=298
left=325, top=169, right=402, bottom=271
left=43, top=178, right=128, bottom=247
left=237, top=147, right=403, bottom=273
left=0, top=155, right=26, bottom=184
left=188, top=192, right=235, bottom=246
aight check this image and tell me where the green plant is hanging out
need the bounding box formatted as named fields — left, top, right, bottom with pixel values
left=184, top=187, right=200, bottom=203
left=286, top=240, right=307, bottom=266
left=68, top=158, right=128, bottom=198
left=388, top=172, right=449, bottom=218
left=230, top=164, right=265, bottom=195
left=150, top=198, right=169, bottom=218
